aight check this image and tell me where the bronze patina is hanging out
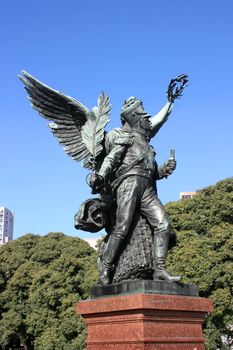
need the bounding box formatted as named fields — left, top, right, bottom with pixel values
left=19, top=72, right=188, bottom=286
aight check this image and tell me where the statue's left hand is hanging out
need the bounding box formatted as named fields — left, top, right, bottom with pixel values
left=159, top=159, right=177, bottom=178
left=167, top=159, right=176, bottom=172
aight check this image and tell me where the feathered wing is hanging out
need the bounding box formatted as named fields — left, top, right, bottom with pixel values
left=19, top=71, right=111, bottom=168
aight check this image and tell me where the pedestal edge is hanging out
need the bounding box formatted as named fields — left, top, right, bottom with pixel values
left=77, top=292, right=213, bottom=316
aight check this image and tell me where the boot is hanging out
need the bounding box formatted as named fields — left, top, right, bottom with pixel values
left=99, top=234, right=124, bottom=285
left=98, top=259, right=113, bottom=286
left=153, top=231, right=181, bottom=282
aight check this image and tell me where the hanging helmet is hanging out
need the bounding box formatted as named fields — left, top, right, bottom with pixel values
left=74, top=198, right=108, bottom=232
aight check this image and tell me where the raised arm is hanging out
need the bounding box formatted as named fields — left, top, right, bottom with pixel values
left=149, top=101, right=173, bottom=138
left=149, top=74, right=188, bottom=138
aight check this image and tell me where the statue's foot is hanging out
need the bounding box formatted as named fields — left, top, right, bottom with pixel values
left=153, top=268, right=181, bottom=282
left=99, top=266, right=112, bottom=285
left=98, top=258, right=113, bottom=285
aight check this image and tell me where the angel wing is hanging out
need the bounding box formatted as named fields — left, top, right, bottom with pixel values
left=19, top=71, right=111, bottom=170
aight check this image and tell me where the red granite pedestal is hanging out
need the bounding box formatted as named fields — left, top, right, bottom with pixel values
left=77, top=293, right=213, bottom=350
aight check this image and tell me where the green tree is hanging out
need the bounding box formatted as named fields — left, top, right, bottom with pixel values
left=166, top=178, right=233, bottom=350
left=0, top=233, right=98, bottom=350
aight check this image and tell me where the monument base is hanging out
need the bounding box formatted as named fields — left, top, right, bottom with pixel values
left=91, top=279, right=199, bottom=298
left=77, top=288, right=213, bottom=350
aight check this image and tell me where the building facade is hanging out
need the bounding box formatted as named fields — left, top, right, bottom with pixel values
left=179, top=192, right=197, bottom=200
left=0, top=207, right=14, bottom=244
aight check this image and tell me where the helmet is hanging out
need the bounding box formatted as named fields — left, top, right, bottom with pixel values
left=121, top=97, right=151, bottom=137
left=74, top=198, right=108, bottom=232
left=121, top=97, right=143, bottom=127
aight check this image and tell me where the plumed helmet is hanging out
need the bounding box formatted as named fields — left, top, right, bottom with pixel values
left=121, top=96, right=143, bottom=126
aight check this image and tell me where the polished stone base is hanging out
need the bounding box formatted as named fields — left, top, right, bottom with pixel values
left=77, top=293, right=213, bottom=350
left=91, top=279, right=199, bottom=298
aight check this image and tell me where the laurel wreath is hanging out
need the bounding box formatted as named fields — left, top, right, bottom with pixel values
left=167, top=74, right=188, bottom=103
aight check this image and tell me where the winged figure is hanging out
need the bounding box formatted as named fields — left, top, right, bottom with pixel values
left=19, top=71, right=111, bottom=172
left=19, top=71, right=188, bottom=286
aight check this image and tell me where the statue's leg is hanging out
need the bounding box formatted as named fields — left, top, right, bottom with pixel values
left=99, top=177, right=141, bottom=285
left=140, top=187, right=180, bottom=282
left=153, top=230, right=180, bottom=281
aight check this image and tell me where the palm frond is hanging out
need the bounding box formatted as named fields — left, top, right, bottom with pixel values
left=81, top=93, right=111, bottom=169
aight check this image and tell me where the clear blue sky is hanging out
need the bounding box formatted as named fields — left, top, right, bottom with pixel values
left=1, top=0, right=233, bottom=240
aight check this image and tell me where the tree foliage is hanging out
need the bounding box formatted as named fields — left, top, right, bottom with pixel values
left=1, top=178, right=232, bottom=349
left=0, top=233, right=98, bottom=350
left=166, top=178, right=233, bottom=350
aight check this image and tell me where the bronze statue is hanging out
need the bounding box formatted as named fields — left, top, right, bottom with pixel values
left=19, top=71, right=188, bottom=286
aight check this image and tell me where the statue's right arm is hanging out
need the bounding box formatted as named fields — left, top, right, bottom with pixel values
left=98, top=145, right=125, bottom=181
